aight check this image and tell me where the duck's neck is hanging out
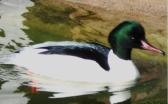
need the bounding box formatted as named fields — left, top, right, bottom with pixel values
left=113, top=47, right=132, bottom=60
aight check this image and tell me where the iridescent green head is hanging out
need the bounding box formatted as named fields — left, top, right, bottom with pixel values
left=108, top=21, right=165, bottom=60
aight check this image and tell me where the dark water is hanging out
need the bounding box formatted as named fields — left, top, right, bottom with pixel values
left=0, top=0, right=166, bottom=104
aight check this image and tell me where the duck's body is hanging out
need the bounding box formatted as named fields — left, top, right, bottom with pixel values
left=10, top=41, right=140, bottom=84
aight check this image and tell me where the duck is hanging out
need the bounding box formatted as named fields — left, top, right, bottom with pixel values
left=2, top=20, right=165, bottom=103
left=7, top=20, right=165, bottom=83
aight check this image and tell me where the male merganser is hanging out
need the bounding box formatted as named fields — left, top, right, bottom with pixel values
left=1, top=21, right=165, bottom=104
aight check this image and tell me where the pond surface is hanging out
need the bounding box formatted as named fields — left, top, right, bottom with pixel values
left=0, top=0, right=33, bottom=52
left=0, top=0, right=166, bottom=104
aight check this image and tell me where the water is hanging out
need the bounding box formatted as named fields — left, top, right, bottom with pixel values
left=0, top=0, right=33, bottom=53
left=0, top=0, right=166, bottom=104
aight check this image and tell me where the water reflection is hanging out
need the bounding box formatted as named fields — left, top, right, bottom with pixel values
left=0, top=1, right=35, bottom=103
left=21, top=66, right=134, bottom=104
left=0, top=65, right=28, bottom=104
left=0, top=63, right=133, bottom=104
left=0, top=0, right=33, bottom=53
left=17, top=84, right=110, bottom=104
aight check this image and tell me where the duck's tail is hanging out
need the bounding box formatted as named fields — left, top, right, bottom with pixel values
left=0, top=53, right=16, bottom=64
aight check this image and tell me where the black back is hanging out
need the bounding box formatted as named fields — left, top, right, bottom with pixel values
left=38, top=42, right=110, bottom=71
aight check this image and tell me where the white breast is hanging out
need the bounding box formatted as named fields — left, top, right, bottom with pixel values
left=107, top=50, right=140, bottom=83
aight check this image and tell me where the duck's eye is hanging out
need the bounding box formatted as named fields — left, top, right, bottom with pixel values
left=131, top=37, right=135, bottom=40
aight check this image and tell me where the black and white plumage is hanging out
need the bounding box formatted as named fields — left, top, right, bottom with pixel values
left=9, top=41, right=140, bottom=83
left=37, top=42, right=110, bottom=71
